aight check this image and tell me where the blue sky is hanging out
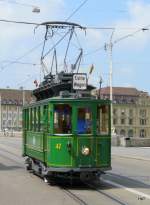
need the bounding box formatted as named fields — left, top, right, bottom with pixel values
left=0, top=0, right=150, bottom=92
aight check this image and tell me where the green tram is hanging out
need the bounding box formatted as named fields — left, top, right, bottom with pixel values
left=22, top=73, right=111, bottom=182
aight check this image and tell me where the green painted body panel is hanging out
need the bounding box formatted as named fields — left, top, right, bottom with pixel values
left=96, top=137, right=111, bottom=167
left=26, top=147, right=44, bottom=161
left=23, top=98, right=111, bottom=170
left=25, top=131, right=44, bottom=161
left=76, top=137, right=96, bottom=167
left=47, top=136, right=73, bottom=167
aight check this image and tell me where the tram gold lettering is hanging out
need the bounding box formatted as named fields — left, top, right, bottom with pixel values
left=55, top=143, right=61, bottom=150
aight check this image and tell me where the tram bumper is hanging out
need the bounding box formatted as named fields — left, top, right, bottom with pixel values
left=43, top=166, right=112, bottom=175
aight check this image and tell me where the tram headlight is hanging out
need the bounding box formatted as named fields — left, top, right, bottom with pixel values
left=81, top=146, right=90, bottom=156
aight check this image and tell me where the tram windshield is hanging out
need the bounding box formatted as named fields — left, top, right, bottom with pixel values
left=54, top=104, right=72, bottom=134
left=77, top=107, right=92, bottom=134
left=97, top=105, right=109, bottom=135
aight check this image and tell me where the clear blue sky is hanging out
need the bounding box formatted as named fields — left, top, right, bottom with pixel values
left=0, top=0, right=150, bottom=93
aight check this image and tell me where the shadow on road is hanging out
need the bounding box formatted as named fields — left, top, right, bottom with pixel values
left=104, top=172, right=150, bottom=189
left=0, top=163, right=22, bottom=171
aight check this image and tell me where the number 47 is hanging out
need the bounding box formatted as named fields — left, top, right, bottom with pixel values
left=55, top=143, right=61, bottom=150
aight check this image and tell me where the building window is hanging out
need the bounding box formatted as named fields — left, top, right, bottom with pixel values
left=113, top=109, right=117, bottom=115
left=140, top=129, right=146, bottom=138
left=113, top=118, right=117, bottom=125
left=140, top=109, right=146, bottom=118
left=129, top=109, right=133, bottom=117
left=8, top=113, right=12, bottom=118
left=120, top=129, right=126, bottom=136
left=121, top=118, right=125, bottom=125
left=114, top=129, right=118, bottom=134
left=8, top=120, right=11, bottom=127
left=129, top=118, right=133, bottom=125
left=121, top=109, right=125, bottom=115
left=2, top=120, right=6, bottom=126
left=2, top=113, right=6, bottom=119
left=128, top=130, right=133, bottom=137
left=140, top=119, right=147, bottom=125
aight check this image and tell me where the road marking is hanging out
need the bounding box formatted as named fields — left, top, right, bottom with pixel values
left=102, top=179, right=150, bottom=200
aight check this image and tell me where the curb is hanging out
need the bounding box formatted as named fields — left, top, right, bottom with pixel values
left=112, top=154, right=150, bottom=162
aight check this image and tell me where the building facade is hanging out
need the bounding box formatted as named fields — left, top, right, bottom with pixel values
left=0, top=89, right=34, bottom=131
left=95, top=87, right=150, bottom=138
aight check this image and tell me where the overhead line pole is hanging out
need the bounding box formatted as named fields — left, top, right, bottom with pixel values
left=105, top=29, right=115, bottom=136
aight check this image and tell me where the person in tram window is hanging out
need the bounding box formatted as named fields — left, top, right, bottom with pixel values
left=77, top=109, right=86, bottom=134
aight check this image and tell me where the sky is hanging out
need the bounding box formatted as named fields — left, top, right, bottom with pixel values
left=0, top=0, right=150, bottom=92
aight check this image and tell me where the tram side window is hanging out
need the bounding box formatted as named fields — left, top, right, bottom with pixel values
left=38, top=106, right=41, bottom=132
left=43, top=105, right=48, bottom=132
left=34, top=107, right=36, bottom=131
left=40, top=106, right=44, bottom=131
left=97, top=105, right=109, bottom=135
left=29, top=108, right=32, bottom=131
left=35, top=107, right=39, bottom=132
left=54, top=104, right=72, bottom=134
left=26, top=109, right=29, bottom=130
left=77, top=107, right=92, bottom=134
left=32, top=108, right=34, bottom=131
left=23, top=109, right=27, bottom=129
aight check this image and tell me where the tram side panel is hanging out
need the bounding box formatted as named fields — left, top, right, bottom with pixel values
left=23, top=100, right=111, bottom=172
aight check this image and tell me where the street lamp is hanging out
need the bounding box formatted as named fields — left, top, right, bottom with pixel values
left=32, top=7, right=40, bottom=13
left=0, top=1, right=40, bottom=13
left=98, top=76, right=103, bottom=99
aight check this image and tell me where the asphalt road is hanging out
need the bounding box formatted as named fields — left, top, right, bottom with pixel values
left=0, top=137, right=150, bottom=205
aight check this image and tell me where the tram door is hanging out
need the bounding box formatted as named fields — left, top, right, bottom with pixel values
left=96, top=104, right=111, bottom=167
left=47, top=104, right=73, bottom=167
left=76, top=106, right=96, bottom=167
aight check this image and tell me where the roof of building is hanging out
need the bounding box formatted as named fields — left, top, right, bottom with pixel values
left=100, top=87, right=148, bottom=97
left=0, top=89, right=34, bottom=105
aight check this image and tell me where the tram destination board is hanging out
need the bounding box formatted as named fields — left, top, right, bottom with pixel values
left=73, top=73, right=87, bottom=90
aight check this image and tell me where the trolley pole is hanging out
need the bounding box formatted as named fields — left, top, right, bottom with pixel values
left=23, top=88, right=25, bottom=106
left=0, top=94, right=1, bottom=132
left=106, top=30, right=115, bottom=136
left=109, top=41, right=113, bottom=137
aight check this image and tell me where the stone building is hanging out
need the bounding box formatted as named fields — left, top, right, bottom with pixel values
left=95, top=87, right=150, bottom=138
left=0, top=89, right=34, bottom=131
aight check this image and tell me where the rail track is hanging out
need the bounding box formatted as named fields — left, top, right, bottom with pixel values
left=0, top=141, right=129, bottom=205
left=59, top=179, right=129, bottom=205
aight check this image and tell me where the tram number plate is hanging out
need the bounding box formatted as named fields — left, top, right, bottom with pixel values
left=55, top=143, right=61, bottom=150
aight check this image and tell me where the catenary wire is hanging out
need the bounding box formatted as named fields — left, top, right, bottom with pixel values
left=65, top=0, right=89, bottom=21
left=0, top=41, right=44, bottom=71
left=0, top=0, right=39, bottom=8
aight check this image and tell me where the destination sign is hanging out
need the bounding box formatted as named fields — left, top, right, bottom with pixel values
left=73, top=73, right=87, bottom=90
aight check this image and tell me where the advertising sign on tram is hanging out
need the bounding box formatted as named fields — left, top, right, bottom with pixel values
left=73, top=73, right=87, bottom=90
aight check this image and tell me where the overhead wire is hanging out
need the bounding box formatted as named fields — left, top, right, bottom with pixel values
left=0, top=41, right=44, bottom=71
left=82, top=25, right=150, bottom=57
left=16, top=73, right=39, bottom=87
left=0, top=0, right=91, bottom=76
left=0, top=60, right=40, bottom=66
left=0, top=0, right=39, bottom=8
left=0, top=19, right=39, bottom=26
left=1, top=18, right=150, bottom=31
left=1, top=0, right=150, bottom=77
left=114, top=26, right=150, bottom=44
left=65, top=0, right=89, bottom=21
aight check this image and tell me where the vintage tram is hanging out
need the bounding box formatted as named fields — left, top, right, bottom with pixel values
left=22, top=72, right=111, bottom=182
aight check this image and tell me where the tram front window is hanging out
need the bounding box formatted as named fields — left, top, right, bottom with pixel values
left=97, top=105, right=109, bottom=135
left=77, top=107, right=92, bottom=134
left=54, top=104, right=72, bottom=134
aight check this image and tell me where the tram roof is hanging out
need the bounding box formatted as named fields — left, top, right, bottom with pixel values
left=23, top=96, right=110, bottom=108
